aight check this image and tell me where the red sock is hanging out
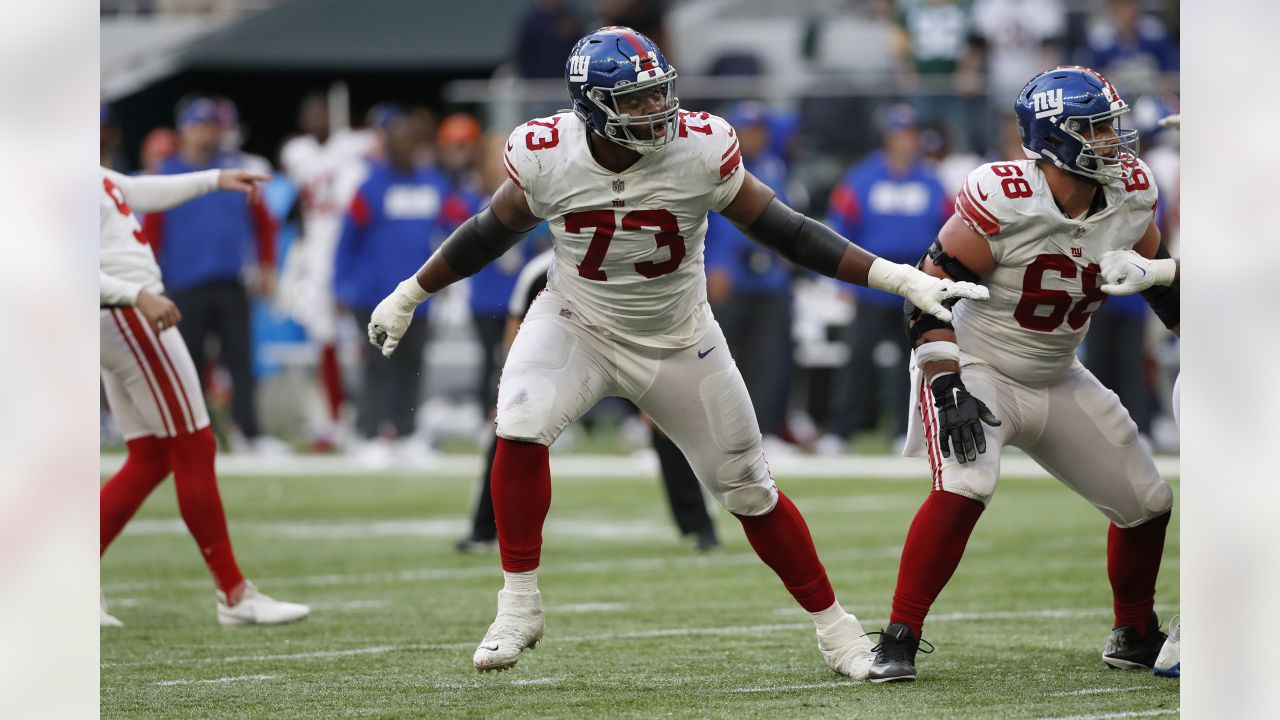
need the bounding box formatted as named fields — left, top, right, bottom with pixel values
left=319, top=343, right=343, bottom=421
left=101, top=436, right=171, bottom=554
left=1107, top=511, right=1170, bottom=634
left=734, top=492, right=835, bottom=613
left=167, top=427, right=245, bottom=597
left=491, top=438, right=552, bottom=573
left=889, top=490, right=986, bottom=638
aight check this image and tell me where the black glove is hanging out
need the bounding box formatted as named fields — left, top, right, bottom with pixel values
left=930, top=372, right=1001, bottom=464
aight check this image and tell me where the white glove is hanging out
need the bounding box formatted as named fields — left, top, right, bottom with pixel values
left=368, top=278, right=430, bottom=357
left=1098, top=250, right=1177, bottom=296
left=868, top=258, right=990, bottom=323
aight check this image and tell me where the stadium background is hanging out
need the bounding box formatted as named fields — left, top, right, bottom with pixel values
left=101, top=0, right=1181, bottom=460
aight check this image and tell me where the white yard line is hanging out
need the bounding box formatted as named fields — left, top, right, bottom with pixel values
left=1036, top=710, right=1178, bottom=720
left=102, top=606, right=1124, bottom=670
left=510, top=677, right=560, bottom=686
left=1047, top=687, right=1160, bottom=697
left=155, top=674, right=277, bottom=687
left=306, top=599, right=392, bottom=611
left=100, top=452, right=1179, bottom=480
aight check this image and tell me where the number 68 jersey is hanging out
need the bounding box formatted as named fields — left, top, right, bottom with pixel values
left=951, top=158, right=1158, bottom=384
left=502, top=110, right=745, bottom=349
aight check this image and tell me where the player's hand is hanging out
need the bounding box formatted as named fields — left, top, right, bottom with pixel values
left=930, top=372, right=1000, bottom=464
left=368, top=278, right=430, bottom=358
left=217, top=169, right=271, bottom=203
left=136, top=289, right=182, bottom=334
left=870, top=260, right=989, bottom=323
left=1098, top=250, right=1177, bottom=296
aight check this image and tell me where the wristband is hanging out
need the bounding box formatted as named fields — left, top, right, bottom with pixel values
left=394, top=277, right=430, bottom=308
left=867, top=258, right=910, bottom=294
left=1148, top=257, right=1177, bottom=287
left=915, top=341, right=960, bottom=370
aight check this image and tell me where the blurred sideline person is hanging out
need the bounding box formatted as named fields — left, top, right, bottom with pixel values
left=100, top=166, right=310, bottom=627
left=142, top=97, right=285, bottom=454
left=868, top=67, right=1177, bottom=682
left=457, top=250, right=719, bottom=553
left=279, top=93, right=377, bottom=450
left=366, top=26, right=987, bottom=677
left=818, top=105, right=951, bottom=455
left=705, top=101, right=794, bottom=449
left=333, top=114, right=450, bottom=463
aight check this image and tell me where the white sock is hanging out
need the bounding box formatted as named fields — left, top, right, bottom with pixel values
left=503, top=569, right=539, bottom=594
left=809, top=600, right=846, bottom=633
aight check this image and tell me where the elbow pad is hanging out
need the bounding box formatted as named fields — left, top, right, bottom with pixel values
left=439, top=206, right=528, bottom=278
left=1139, top=243, right=1180, bottom=330
left=744, top=198, right=848, bottom=278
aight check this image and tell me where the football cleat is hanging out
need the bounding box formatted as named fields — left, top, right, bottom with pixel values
left=868, top=623, right=933, bottom=683
left=1153, top=615, right=1180, bottom=678
left=216, top=582, right=311, bottom=626
left=816, top=611, right=876, bottom=679
left=100, top=591, right=124, bottom=628
left=473, top=589, right=545, bottom=672
left=1102, top=612, right=1167, bottom=669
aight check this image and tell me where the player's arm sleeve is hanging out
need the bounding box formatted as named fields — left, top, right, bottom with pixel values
left=103, top=167, right=220, bottom=213
left=100, top=270, right=143, bottom=306
left=706, top=116, right=747, bottom=212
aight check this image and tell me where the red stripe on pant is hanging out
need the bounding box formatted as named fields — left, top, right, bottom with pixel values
left=110, top=310, right=175, bottom=436
left=138, top=310, right=197, bottom=431
left=919, top=377, right=941, bottom=490
left=120, top=309, right=191, bottom=433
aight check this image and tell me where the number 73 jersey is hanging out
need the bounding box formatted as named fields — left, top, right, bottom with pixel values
left=503, top=111, right=745, bottom=349
left=951, top=158, right=1158, bottom=384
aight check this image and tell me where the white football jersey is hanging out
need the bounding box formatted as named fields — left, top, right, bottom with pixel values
left=951, top=158, right=1158, bottom=383
left=503, top=110, right=745, bottom=348
left=100, top=168, right=166, bottom=299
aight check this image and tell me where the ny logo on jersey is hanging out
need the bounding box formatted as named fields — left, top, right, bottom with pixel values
left=1032, top=88, right=1065, bottom=119
left=568, top=55, right=591, bottom=82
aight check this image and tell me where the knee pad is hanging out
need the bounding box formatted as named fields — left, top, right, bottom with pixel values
left=708, top=446, right=777, bottom=516
left=944, top=463, right=998, bottom=506
left=1126, top=478, right=1174, bottom=525
left=495, top=372, right=558, bottom=445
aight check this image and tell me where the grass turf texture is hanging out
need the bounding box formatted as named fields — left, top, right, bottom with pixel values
left=101, top=469, right=1179, bottom=719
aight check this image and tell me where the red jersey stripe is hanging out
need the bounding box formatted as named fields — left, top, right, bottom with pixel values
left=721, top=139, right=739, bottom=160
left=719, top=148, right=742, bottom=180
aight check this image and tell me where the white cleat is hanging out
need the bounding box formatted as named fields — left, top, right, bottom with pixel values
left=216, top=582, right=311, bottom=626
left=473, top=589, right=545, bottom=672
left=1154, top=615, right=1180, bottom=678
left=817, top=612, right=876, bottom=679
left=100, top=592, right=124, bottom=628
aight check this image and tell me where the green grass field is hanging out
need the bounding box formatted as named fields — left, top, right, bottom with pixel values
left=100, top=467, right=1180, bottom=719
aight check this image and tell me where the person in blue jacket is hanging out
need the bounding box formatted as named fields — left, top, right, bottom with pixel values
left=704, top=101, right=795, bottom=442
left=817, top=104, right=951, bottom=454
left=334, top=114, right=450, bottom=444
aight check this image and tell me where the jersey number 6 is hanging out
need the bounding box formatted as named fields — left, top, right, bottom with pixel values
left=566, top=209, right=686, bottom=281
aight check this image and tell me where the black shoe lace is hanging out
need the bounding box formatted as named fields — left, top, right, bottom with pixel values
left=864, top=632, right=935, bottom=657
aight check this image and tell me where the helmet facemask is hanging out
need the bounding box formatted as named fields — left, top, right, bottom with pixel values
left=1053, top=106, right=1141, bottom=184
left=586, top=68, right=679, bottom=155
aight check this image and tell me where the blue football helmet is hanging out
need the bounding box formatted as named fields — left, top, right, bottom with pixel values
left=565, top=26, right=679, bottom=154
left=1015, top=66, right=1140, bottom=184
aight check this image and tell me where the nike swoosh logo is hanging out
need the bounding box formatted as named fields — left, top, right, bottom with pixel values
left=952, top=388, right=962, bottom=407
left=697, top=346, right=716, bottom=359
left=1128, top=262, right=1147, bottom=278
left=481, top=643, right=499, bottom=652
left=977, top=185, right=989, bottom=201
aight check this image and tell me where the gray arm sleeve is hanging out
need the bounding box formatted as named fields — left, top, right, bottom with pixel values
left=439, top=205, right=529, bottom=278
left=740, top=197, right=849, bottom=278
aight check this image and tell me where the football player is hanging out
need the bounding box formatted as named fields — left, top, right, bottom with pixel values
left=367, top=26, right=988, bottom=676
left=100, top=166, right=310, bottom=627
left=866, top=66, right=1179, bottom=682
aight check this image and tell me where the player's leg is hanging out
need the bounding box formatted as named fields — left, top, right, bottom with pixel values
left=870, top=363, right=1016, bottom=682
left=650, top=425, right=717, bottom=549
left=1024, top=362, right=1172, bottom=669
left=216, top=281, right=262, bottom=442
left=475, top=292, right=615, bottom=671
left=631, top=321, right=873, bottom=678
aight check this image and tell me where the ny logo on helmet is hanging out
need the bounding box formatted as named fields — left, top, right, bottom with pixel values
left=568, top=55, right=591, bottom=82
left=1032, top=88, right=1065, bottom=119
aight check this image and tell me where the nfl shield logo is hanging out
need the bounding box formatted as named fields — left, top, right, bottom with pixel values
left=612, top=178, right=625, bottom=194
left=1072, top=227, right=1087, bottom=239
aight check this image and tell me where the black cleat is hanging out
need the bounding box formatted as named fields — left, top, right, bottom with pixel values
left=694, top=527, right=720, bottom=553
left=1102, top=612, right=1167, bottom=670
left=868, top=623, right=932, bottom=683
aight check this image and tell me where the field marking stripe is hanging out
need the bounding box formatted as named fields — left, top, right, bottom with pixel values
left=1035, top=710, right=1178, bottom=720
left=726, top=681, right=855, bottom=693
left=155, top=674, right=277, bottom=687
left=1047, top=686, right=1161, bottom=697
left=102, top=607, right=1116, bottom=669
